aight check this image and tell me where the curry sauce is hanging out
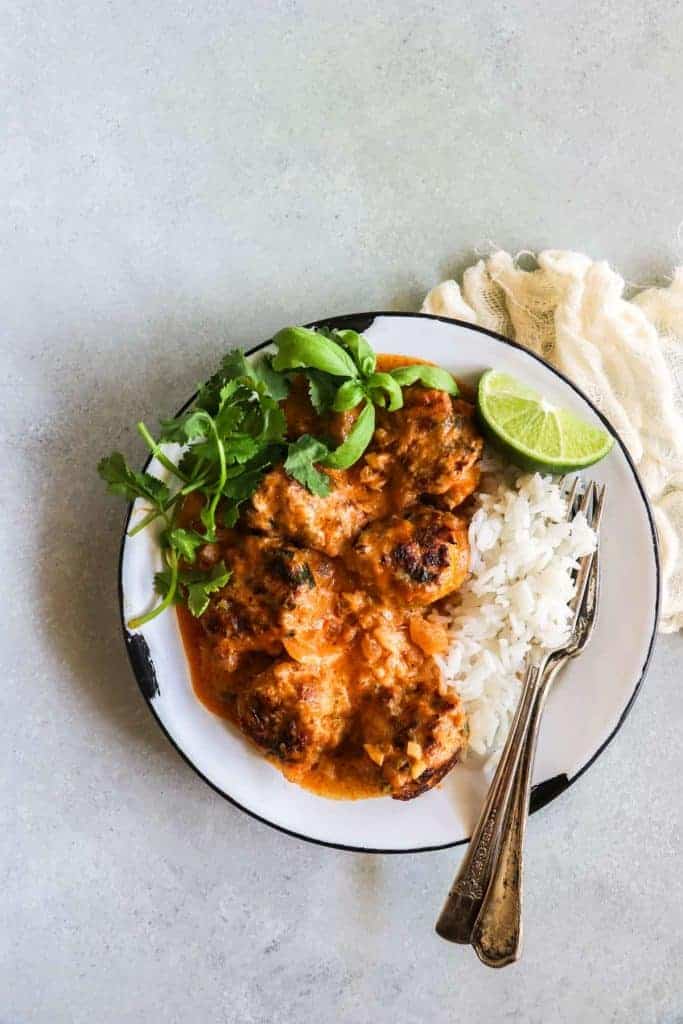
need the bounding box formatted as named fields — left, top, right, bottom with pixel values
left=176, top=355, right=483, bottom=800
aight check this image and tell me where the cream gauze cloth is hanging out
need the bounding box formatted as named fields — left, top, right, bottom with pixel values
left=422, top=250, right=683, bottom=633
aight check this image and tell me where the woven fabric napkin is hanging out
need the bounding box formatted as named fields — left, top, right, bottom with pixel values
left=422, top=250, right=683, bottom=633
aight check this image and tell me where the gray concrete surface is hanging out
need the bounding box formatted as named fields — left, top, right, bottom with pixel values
left=3, top=1, right=683, bottom=1021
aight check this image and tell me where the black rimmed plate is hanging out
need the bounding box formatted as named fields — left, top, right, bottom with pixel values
left=119, top=313, right=660, bottom=853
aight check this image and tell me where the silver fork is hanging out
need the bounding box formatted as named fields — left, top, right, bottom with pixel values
left=435, top=480, right=605, bottom=952
left=472, top=508, right=603, bottom=967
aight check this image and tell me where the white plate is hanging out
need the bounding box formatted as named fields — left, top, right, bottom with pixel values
left=119, top=313, right=660, bottom=852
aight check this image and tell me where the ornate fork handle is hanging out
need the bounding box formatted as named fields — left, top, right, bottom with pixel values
left=435, top=663, right=542, bottom=943
left=472, top=551, right=600, bottom=965
left=436, top=481, right=604, bottom=962
left=471, top=659, right=564, bottom=966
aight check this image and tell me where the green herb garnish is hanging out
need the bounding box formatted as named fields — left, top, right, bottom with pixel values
left=154, top=560, right=232, bottom=618
left=99, top=352, right=288, bottom=628
left=101, top=325, right=458, bottom=627
left=283, top=435, right=331, bottom=496
left=271, top=325, right=458, bottom=467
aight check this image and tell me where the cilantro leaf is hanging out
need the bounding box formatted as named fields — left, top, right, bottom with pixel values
left=165, top=528, right=205, bottom=562
left=156, top=561, right=231, bottom=617
left=258, top=401, right=287, bottom=442
left=98, top=453, right=170, bottom=506
left=284, top=435, right=331, bottom=496
left=196, top=351, right=250, bottom=413
left=222, top=466, right=269, bottom=501
left=221, top=504, right=240, bottom=528
left=223, top=434, right=260, bottom=465
left=158, top=409, right=213, bottom=444
left=219, top=349, right=251, bottom=379
left=153, top=567, right=182, bottom=602
left=307, top=370, right=340, bottom=414
left=177, top=447, right=202, bottom=479
left=196, top=349, right=289, bottom=412
left=250, top=353, right=290, bottom=400
left=184, top=562, right=231, bottom=617
left=221, top=446, right=279, bottom=510
left=213, top=399, right=248, bottom=438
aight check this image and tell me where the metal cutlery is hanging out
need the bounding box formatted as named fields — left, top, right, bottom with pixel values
left=436, top=479, right=606, bottom=966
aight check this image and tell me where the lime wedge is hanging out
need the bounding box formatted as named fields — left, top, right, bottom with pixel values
left=477, top=369, right=614, bottom=473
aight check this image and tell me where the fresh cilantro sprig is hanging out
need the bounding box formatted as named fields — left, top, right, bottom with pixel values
left=154, top=560, right=232, bottom=618
left=100, top=325, right=459, bottom=628
left=99, top=351, right=289, bottom=628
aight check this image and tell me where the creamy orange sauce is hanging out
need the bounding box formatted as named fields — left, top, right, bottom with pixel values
left=178, top=603, right=402, bottom=799
left=176, top=354, right=474, bottom=799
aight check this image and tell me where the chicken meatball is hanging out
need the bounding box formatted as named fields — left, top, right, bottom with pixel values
left=235, top=659, right=351, bottom=776
left=374, top=388, right=483, bottom=507
left=246, top=465, right=386, bottom=557
left=358, top=659, right=467, bottom=799
left=199, top=535, right=342, bottom=672
left=347, top=505, right=470, bottom=606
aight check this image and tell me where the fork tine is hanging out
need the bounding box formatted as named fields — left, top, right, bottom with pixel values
left=582, top=486, right=605, bottom=624
left=566, top=539, right=601, bottom=654
left=570, top=556, right=593, bottom=616
left=577, top=480, right=596, bottom=520
left=581, top=548, right=599, bottom=623
left=568, top=483, right=604, bottom=616
left=591, top=483, right=607, bottom=533
left=564, top=477, right=580, bottom=520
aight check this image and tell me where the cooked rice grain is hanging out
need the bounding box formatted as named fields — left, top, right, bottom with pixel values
left=437, top=464, right=596, bottom=756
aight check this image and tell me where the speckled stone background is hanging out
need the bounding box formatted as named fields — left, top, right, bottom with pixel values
left=3, top=1, right=683, bottom=1021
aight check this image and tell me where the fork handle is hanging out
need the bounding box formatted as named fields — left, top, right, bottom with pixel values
left=435, top=664, right=542, bottom=943
left=471, top=662, right=563, bottom=967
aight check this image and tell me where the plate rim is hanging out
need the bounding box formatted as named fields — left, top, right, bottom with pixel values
left=117, top=311, right=661, bottom=854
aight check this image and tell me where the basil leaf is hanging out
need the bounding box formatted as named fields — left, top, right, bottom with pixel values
left=333, top=380, right=366, bottom=412
left=322, top=402, right=376, bottom=470
left=365, top=372, right=404, bottom=412
left=333, top=329, right=376, bottom=377
left=389, top=364, right=459, bottom=395
left=271, top=327, right=358, bottom=379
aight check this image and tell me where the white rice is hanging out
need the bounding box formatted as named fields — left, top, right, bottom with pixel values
left=437, top=456, right=597, bottom=757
